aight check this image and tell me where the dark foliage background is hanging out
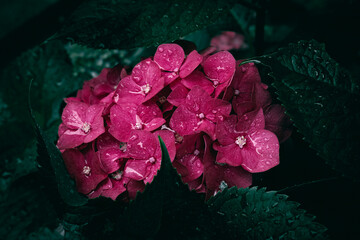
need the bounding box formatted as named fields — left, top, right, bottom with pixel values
left=0, top=0, right=359, bottom=239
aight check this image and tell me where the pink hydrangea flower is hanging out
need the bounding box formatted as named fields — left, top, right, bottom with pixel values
left=108, top=101, right=165, bottom=142
left=214, top=109, right=279, bottom=172
left=57, top=36, right=291, bottom=201
left=170, top=86, right=231, bottom=140
left=57, top=102, right=105, bottom=149
left=210, top=31, right=245, bottom=51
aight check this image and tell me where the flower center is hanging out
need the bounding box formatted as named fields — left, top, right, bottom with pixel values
left=119, top=142, right=127, bottom=152
left=197, top=113, right=205, bottom=119
left=134, top=115, right=143, bottom=130
left=175, top=133, right=183, bottom=143
left=82, top=166, right=91, bottom=175
left=235, top=136, right=246, bottom=148
left=141, top=84, right=151, bottom=94
left=134, top=122, right=143, bottom=130
left=81, top=122, right=91, bottom=133
left=193, top=149, right=200, bottom=156
left=149, top=157, right=156, bottom=164
left=219, top=180, right=228, bottom=191
left=111, top=170, right=123, bottom=180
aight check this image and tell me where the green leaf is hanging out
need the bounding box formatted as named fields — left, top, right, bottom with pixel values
left=207, top=187, right=328, bottom=239
left=0, top=41, right=84, bottom=186
left=0, top=175, right=58, bottom=240
left=257, top=40, right=360, bottom=180
left=52, top=0, right=234, bottom=49
left=117, top=137, right=212, bottom=239
left=29, top=94, right=88, bottom=207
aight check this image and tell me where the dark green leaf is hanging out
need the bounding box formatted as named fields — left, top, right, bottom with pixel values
left=0, top=175, right=58, bottom=240
left=117, top=137, right=211, bottom=239
left=0, top=41, right=84, bottom=186
left=207, top=187, right=328, bottom=239
left=258, top=40, right=360, bottom=180
left=52, top=0, right=234, bottom=49
left=29, top=96, right=88, bottom=207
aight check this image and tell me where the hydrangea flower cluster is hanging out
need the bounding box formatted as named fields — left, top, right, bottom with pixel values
left=57, top=33, right=292, bottom=200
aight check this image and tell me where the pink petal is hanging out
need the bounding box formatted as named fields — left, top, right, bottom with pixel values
left=57, top=129, right=86, bottom=150
left=131, top=58, right=161, bottom=86
left=240, top=130, right=279, bottom=173
left=169, top=105, right=199, bottom=136
left=175, top=134, right=201, bottom=157
left=237, top=109, right=265, bottom=133
left=113, top=76, right=144, bottom=104
left=180, top=70, right=214, bottom=95
left=200, top=46, right=217, bottom=66
left=203, top=135, right=252, bottom=197
left=61, top=102, right=87, bottom=129
left=143, top=118, right=165, bottom=132
left=137, top=101, right=163, bottom=123
left=89, top=68, right=110, bottom=87
left=197, top=119, right=216, bottom=140
left=88, top=178, right=113, bottom=199
left=213, top=81, right=231, bottom=98
left=233, top=61, right=261, bottom=86
left=93, top=84, right=114, bottom=97
left=154, top=44, right=185, bottom=72
left=162, top=71, right=179, bottom=86
left=174, top=154, right=203, bottom=182
left=124, top=159, right=148, bottom=181
left=167, top=85, right=189, bottom=107
left=96, top=132, right=121, bottom=150
left=183, top=86, right=211, bottom=113
left=203, top=51, right=236, bottom=84
left=169, top=78, right=183, bottom=90
left=179, top=50, right=203, bottom=78
left=97, top=148, right=123, bottom=174
left=107, top=64, right=123, bottom=86
left=215, top=115, right=239, bottom=146
left=143, top=76, right=165, bottom=103
left=84, top=104, right=105, bottom=143
left=214, top=143, right=243, bottom=166
left=58, top=123, right=67, bottom=137
left=154, top=130, right=176, bottom=161
left=187, top=178, right=205, bottom=193
left=108, top=103, right=137, bottom=142
left=62, top=148, right=108, bottom=194
left=127, top=180, right=145, bottom=199
left=127, top=130, right=158, bottom=160
left=101, top=178, right=129, bottom=200
left=223, top=166, right=252, bottom=188
left=210, top=31, right=244, bottom=51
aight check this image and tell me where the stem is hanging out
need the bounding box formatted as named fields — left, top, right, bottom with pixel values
left=278, top=176, right=340, bottom=193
